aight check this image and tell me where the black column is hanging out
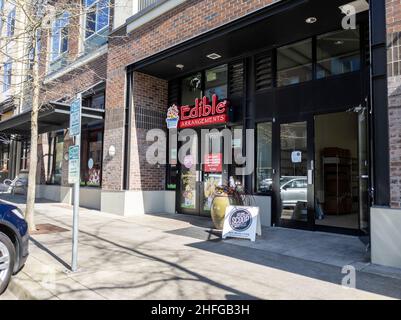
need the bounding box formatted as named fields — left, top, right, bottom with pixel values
left=370, top=0, right=390, bottom=206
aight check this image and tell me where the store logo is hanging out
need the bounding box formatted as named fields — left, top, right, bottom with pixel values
left=229, top=209, right=252, bottom=232
left=166, top=94, right=229, bottom=129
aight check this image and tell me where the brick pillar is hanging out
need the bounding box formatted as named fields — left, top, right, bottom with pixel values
left=129, top=72, right=168, bottom=191
left=386, top=0, right=401, bottom=208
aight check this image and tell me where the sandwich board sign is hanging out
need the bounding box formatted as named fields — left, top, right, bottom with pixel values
left=222, top=206, right=262, bottom=242
left=68, top=145, right=80, bottom=184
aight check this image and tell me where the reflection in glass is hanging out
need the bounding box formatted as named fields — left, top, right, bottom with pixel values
left=51, top=134, right=64, bottom=185
left=256, top=122, right=273, bottom=193
left=316, top=28, right=360, bottom=79
left=181, top=73, right=202, bottom=105
left=205, top=65, right=228, bottom=100
left=277, top=39, right=312, bottom=87
left=280, top=122, right=307, bottom=221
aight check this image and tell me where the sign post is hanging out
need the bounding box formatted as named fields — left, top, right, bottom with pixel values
left=69, top=95, right=82, bottom=272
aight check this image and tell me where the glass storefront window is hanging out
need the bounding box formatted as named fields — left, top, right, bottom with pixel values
left=0, top=144, right=9, bottom=180
left=256, top=122, right=273, bottom=193
left=81, top=127, right=103, bottom=187
left=181, top=73, right=202, bottom=105
left=277, top=39, right=313, bottom=87
left=51, top=134, right=64, bottom=185
left=316, top=28, right=361, bottom=79
left=20, top=140, right=30, bottom=171
left=205, top=65, right=228, bottom=100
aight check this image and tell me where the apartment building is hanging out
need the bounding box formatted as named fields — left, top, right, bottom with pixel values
left=0, top=0, right=400, bottom=269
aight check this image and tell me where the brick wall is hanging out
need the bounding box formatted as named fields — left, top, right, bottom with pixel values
left=387, top=0, right=401, bottom=208
left=104, top=0, right=277, bottom=190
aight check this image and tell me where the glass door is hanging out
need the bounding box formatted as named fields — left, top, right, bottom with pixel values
left=177, top=129, right=227, bottom=216
left=178, top=130, right=199, bottom=215
left=278, top=121, right=312, bottom=226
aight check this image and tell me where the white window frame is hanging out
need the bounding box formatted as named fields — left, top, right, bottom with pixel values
left=84, top=0, right=110, bottom=41
left=50, top=12, right=69, bottom=63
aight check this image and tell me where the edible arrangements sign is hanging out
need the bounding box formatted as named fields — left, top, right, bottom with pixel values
left=166, top=94, right=229, bottom=129
left=222, top=206, right=261, bottom=242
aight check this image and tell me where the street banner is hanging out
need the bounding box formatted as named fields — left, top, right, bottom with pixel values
left=222, top=206, right=261, bottom=242
left=68, top=145, right=80, bottom=184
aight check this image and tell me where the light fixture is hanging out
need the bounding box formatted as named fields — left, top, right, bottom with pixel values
left=108, top=145, right=116, bottom=158
left=176, top=64, right=184, bottom=70
left=339, top=0, right=369, bottom=15
left=334, top=40, right=344, bottom=45
left=305, top=17, right=317, bottom=24
left=206, top=53, right=222, bottom=60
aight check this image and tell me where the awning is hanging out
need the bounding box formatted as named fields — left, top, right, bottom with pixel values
left=129, top=0, right=368, bottom=80
left=0, top=101, right=104, bottom=137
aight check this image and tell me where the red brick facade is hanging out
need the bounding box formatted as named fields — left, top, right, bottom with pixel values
left=103, top=0, right=277, bottom=191
left=387, top=0, right=401, bottom=207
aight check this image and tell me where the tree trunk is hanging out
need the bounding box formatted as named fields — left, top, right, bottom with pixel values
left=25, top=40, right=41, bottom=233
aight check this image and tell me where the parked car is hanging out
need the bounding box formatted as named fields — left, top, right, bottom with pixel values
left=280, top=177, right=308, bottom=207
left=0, top=204, right=29, bottom=294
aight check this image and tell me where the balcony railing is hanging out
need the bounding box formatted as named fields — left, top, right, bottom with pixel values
left=139, top=0, right=160, bottom=11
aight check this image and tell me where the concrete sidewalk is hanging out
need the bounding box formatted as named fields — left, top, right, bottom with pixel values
left=1, top=195, right=400, bottom=300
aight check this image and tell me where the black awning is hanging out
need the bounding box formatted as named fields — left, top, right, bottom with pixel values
left=0, top=101, right=104, bottom=136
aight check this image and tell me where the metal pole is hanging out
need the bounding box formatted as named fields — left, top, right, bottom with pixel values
left=71, top=94, right=82, bottom=273
left=71, top=134, right=80, bottom=272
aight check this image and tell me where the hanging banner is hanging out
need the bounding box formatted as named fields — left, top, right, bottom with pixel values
left=222, top=206, right=261, bottom=242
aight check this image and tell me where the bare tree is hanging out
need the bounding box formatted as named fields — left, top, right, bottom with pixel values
left=0, top=0, right=123, bottom=232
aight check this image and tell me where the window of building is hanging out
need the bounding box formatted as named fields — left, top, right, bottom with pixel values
left=181, top=73, right=202, bottom=105
left=81, top=126, right=103, bottom=187
left=0, top=144, right=9, bottom=179
left=51, top=12, right=69, bottom=62
left=0, top=1, right=4, bottom=34
left=6, top=6, right=15, bottom=37
left=3, top=61, right=12, bottom=92
left=229, top=125, right=245, bottom=188
left=277, top=39, right=313, bottom=87
left=205, top=65, right=228, bottom=100
left=256, top=122, right=273, bottom=193
left=82, top=91, right=105, bottom=109
left=316, top=28, right=361, bottom=79
left=50, top=133, right=64, bottom=185
left=85, top=0, right=109, bottom=39
left=20, top=140, right=30, bottom=171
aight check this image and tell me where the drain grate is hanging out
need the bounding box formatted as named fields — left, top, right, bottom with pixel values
left=30, top=224, right=69, bottom=235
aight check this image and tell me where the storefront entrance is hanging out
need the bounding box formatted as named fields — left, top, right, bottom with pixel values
left=274, top=110, right=369, bottom=234
left=177, top=129, right=228, bottom=217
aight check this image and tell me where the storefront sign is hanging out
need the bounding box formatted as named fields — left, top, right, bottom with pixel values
left=166, top=95, right=229, bottom=129
left=222, top=206, right=261, bottom=242
left=68, top=145, right=80, bottom=184
left=204, top=153, right=223, bottom=173
left=69, top=98, right=81, bottom=137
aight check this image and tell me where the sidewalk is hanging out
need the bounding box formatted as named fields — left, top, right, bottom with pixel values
left=1, top=195, right=400, bottom=300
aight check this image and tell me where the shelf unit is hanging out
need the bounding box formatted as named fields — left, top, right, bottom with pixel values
left=321, top=148, right=359, bottom=215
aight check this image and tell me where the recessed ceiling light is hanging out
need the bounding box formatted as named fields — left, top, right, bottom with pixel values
left=334, top=40, right=344, bottom=45
left=305, top=17, right=317, bottom=24
left=176, top=64, right=184, bottom=70
left=206, top=53, right=222, bottom=60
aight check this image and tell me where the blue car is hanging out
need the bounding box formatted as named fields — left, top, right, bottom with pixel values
left=0, top=204, right=29, bottom=294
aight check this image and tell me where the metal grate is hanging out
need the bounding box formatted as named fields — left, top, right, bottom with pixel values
left=139, top=0, right=160, bottom=11
left=134, top=107, right=165, bottom=130
left=255, top=52, right=273, bottom=91
left=228, top=61, right=244, bottom=96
